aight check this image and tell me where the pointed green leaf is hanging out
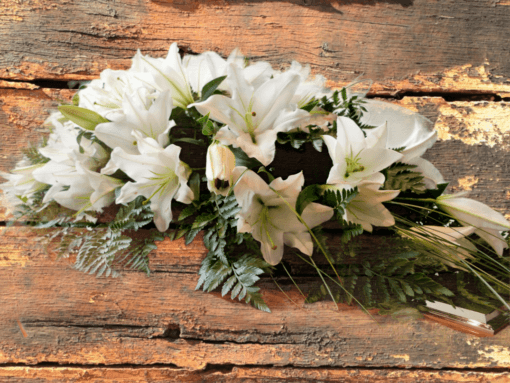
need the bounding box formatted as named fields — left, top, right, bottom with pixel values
left=296, top=184, right=321, bottom=215
left=229, top=146, right=263, bottom=169
left=201, top=75, right=227, bottom=101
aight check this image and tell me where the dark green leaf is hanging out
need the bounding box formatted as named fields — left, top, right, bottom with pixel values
left=296, top=184, right=321, bottom=216
left=229, top=146, right=263, bottom=169
left=178, top=204, right=197, bottom=221
left=173, top=138, right=207, bottom=146
left=201, top=75, right=227, bottom=101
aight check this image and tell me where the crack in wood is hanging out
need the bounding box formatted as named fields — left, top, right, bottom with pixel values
left=1, top=79, right=508, bottom=102
left=0, top=362, right=509, bottom=374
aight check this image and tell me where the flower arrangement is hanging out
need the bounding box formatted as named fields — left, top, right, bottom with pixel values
left=1, top=44, right=509, bottom=319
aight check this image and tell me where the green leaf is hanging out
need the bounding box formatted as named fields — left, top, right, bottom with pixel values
left=173, top=138, right=207, bottom=146
left=427, top=182, right=449, bottom=199
left=388, top=279, right=406, bottom=302
left=58, top=105, right=109, bottom=131
left=229, top=146, right=263, bottom=169
left=300, top=99, right=319, bottom=112
left=201, top=75, right=227, bottom=101
left=198, top=113, right=217, bottom=136
left=189, top=172, right=201, bottom=201
left=222, top=275, right=238, bottom=297
left=192, top=212, right=219, bottom=230
left=296, top=184, right=321, bottom=215
left=383, top=162, right=426, bottom=194
left=178, top=204, right=197, bottom=221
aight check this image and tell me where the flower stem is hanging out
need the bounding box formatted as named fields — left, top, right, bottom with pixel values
left=270, top=186, right=350, bottom=310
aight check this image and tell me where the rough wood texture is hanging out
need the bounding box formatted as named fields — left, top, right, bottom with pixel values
left=1, top=227, right=510, bottom=370
left=2, top=0, right=510, bottom=380
left=1, top=366, right=510, bottom=382
left=2, top=0, right=510, bottom=96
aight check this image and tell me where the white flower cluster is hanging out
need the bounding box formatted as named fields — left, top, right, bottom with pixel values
left=2, top=44, right=509, bottom=265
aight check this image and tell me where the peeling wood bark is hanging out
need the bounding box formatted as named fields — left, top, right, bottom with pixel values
left=1, top=227, right=510, bottom=370
left=2, top=0, right=510, bottom=95
left=0, top=366, right=510, bottom=382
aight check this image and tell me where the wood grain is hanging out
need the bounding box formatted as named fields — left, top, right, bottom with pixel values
left=1, top=226, right=510, bottom=370
left=2, top=1, right=510, bottom=378
left=1, top=366, right=509, bottom=382
left=2, top=0, right=510, bottom=95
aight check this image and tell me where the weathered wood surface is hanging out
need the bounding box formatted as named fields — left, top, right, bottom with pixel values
left=2, top=0, right=510, bottom=96
left=1, top=366, right=510, bottom=383
left=1, top=226, right=510, bottom=372
left=2, top=0, right=510, bottom=380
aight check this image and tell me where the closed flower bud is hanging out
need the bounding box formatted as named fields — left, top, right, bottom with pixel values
left=436, top=194, right=510, bottom=256
left=206, top=142, right=236, bottom=196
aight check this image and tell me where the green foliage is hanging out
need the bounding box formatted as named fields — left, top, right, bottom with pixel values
left=338, top=221, right=364, bottom=244
left=174, top=193, right=272, bottom=312
left=383, top=162, right=427, bottom=194
left=276, top=125, right=326, bottom=152
left=317, top=88, right=373, bottom=131
left=51, top=196, right=161, bottom=277
left=75, top=129, right=112, bottom=155
left=305, top=250, right=455, bottom=308
left=198, top=113, right=220, bottom=136
left=21, top=141, right=49, bottom=165
left=196, top=252, right=270, bottom=312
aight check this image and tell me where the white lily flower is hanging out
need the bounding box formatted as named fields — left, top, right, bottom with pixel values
left=436, top=195, right=510, bottom=256
left=50, top=162, right=122, bottom=216
left=233, top=168, right=333, bottom=265
left=0, top=162, right=48, bottom=214
left=206, top=142, right=236, bottom=196
left=323, top=117, right=403, bottom=188
left=32, top=113, right=110, bottom=204
left=360, top=100, right=444, bottom=188
left=78, top=70, right=152, bottom=120
left=95, top=90, right=175, bottom=155
left=339, top=173, right=400, bottom=232
left=136, top=43, right=195, bottom=108
left=108, top=131, right=194, bottom=232
left=284, top=61, right=329, bottom=108
left=191, top=64, right=309, bottom=166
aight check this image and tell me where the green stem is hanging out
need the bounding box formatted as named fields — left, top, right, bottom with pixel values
left=271, top=275, right=301, bottom=307
left=282, top=262, right=305, bottom=298
left=310, top=256, right=338, bottom=310
left=394, top=197, right=437, bottom=203
left=293, top=251, right=377, bottom=321
left=269, top=187, right=343, bottom=286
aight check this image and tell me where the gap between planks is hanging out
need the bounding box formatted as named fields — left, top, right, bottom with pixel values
left=1, top=78, right=508, bottom=102
left=1, top=365, right=510, bottom=383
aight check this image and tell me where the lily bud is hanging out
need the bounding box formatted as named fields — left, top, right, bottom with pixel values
left=436, top=195, right=510, bottom=256
left=206, top=142, right=236, bottom=196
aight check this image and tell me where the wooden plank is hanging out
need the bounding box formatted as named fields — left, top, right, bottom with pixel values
left=1, top=366, right=510, bottom=382
left=2, top=1, right=510, bottom=95
left=1, top=227, right=510, bottom=369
